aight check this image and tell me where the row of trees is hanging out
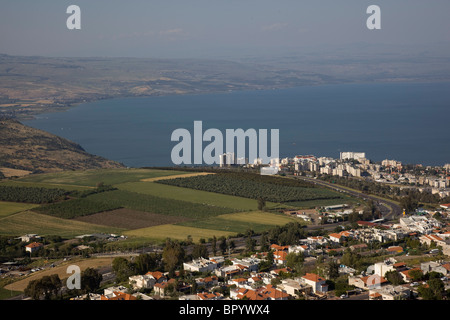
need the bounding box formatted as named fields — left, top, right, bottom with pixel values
left=0, top=185, right=68, bottom=204
left=320, top=175, right=450, bottom=206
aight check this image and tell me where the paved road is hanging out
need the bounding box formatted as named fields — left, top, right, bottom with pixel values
left=295, top=176, right=403, bottom=223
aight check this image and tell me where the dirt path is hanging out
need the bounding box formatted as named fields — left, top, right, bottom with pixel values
left=140, top=172, right=215, bottom=182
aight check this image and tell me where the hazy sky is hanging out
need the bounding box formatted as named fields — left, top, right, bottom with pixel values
left=1, top=0, right=450, bottom=59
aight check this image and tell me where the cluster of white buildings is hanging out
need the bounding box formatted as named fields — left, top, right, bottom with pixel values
left=274, top=152, right=450, bottom=198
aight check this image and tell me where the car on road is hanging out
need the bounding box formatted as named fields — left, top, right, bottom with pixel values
left=340, top=294, right=348, bottom=299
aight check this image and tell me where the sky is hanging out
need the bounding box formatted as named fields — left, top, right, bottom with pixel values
left=1, top=0, right=450, bottom=59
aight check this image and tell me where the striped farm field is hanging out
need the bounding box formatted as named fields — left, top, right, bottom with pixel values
left=140, top=172, right=215, bottom=182
left=116, top=181, right=266, bottom=211
left=176, top=211, right=303, bottom=234
left=16, top=168, right=189, bottom=187
left=217, top=211, right=304, bottom=226
left=124, top=224, right=235, bottom=243
left=0, top=180, right=93, bottom=191
left=0, top=201, right=38, bottom=218
left=178, top=216, right=277, bottom=234
left=0, top=211, right=123, bottom=237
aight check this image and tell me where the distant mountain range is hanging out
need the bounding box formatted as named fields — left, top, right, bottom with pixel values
left=2, top=48, right=450, bottom=119
left=0, top=118, right=124, bottom=174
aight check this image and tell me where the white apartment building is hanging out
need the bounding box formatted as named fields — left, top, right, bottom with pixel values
left=340, top=152, right=366, bottom=161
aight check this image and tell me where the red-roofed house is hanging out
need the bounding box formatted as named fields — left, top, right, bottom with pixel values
left=270, top=244, right=289, bottom=251
left=386, top=246, right=404, bottom=254
left=301, top=273, right=328, bottom=294
left=419, top=234, right=446, bottom=247
left=231, top=285, right=290, bottom=300
left=231, top=288, right=266, bottom=300
left=153, top=278, right=176, bottom=297
left=273, top=251, right=288, bottom=265
left=101, top=291, right=137, bottom=300
left=145, top=271, right=167, bottom=283
left=260, top=285, right=290, bottom=300
left=25, top=242, right=43, bottom=253
left=349, top=274, right=388, bottom=290
left=400, top=268, right=422, bottom=283
left=197, top=292, right=222, bottom=300
left=328, top=233, right=344, bottom=243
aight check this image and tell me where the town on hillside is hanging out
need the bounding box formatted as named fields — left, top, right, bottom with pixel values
left=4, top=202, right=449, bottom=301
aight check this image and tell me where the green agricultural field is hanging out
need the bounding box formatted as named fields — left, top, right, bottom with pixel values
left=124, top=224, right=235, bottom=243
left=287, top=194, right=359, bottom=209
left=16, top=168, right=190, bottom=187
left=33, top=198, right=122, bottom=219
left=0, top=168, right=361, bottom=244
left=217, top=211, right=304, bottom=226
left=0, top=180, right=92, bottom=191
left=156, top=172, right=344, bottom=204
left=0, top=201, right=37, bottom=218
left=86, top=189, right=238, bottom=220
left=0, top=211, right=123, bottom=237
left=116, top=181, right=274, bottom=211
left=178, top=215, right=284, bottom=234
left=0, top=286, right=22, bottom=300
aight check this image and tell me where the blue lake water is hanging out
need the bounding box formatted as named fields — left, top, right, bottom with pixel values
left=24, top=82, right=450, bottom=167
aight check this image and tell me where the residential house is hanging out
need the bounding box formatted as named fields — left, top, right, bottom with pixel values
left=101, top=291, right=137, bottom=300
left=25, top=242, right=44, bottom=253
left=17, top=234, right=39, bottom=242
left=301, top=273, right=328, bottom=294
left=399, top=268, right=422, bottom=283
left=373, top=258, right=397, bottom=277
left=195, top=275, right=219, bottom=288
left=270, top=244, right=289, bottom=252
left=348, top=274, right=388, bottom=290
left=386, top=246, right=404, bottom=254
left=197, top=292, right=223, bottom=300
left=260, top=284, right=290, bottom=300
left=273, top=250, right=288, bottom=265
left=230, top=285, right=289, bottom=300
left=279, top=278, right=312, bottom=297
left=129, top=274, right=156, bottom=290
left=369, top=284, right=410, bottom=300
left=421, top=261, right=450, bottom=276
left=288, top=244, right=310, bottom=256
left=145, top=271, right=167, bottom=284
left=230, top=277, right=249, bottom=289
left=153, top=279, right=177, bottom=297
left=306, top=236, right=328, bottom=247
left=183, top=258, right=218, bottom=273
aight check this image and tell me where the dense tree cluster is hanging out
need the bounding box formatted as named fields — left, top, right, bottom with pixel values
left=0, top=185, right=67, bottom=203
left=112, top=253, right=162, bottom=282
left=157, top=172, right=340, bottom=203
left=33, top=198, right=121, bottom=219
